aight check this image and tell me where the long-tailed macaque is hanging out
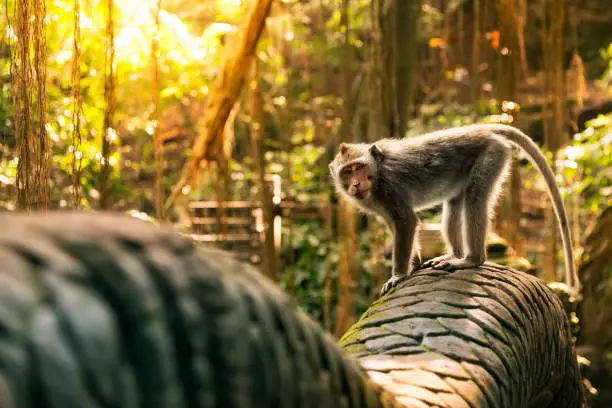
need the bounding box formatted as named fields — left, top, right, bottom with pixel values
left=329, top=124, right=579, bottom=297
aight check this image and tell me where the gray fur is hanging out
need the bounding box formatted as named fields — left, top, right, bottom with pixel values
left=329, top=124, right=579, bottom=297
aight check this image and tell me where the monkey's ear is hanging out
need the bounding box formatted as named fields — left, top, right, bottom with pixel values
left=369, top=144, right=385, bottom=162
left=339, top=143, right=349, bottom=155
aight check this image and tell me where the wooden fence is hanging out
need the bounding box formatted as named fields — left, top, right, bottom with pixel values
left=184, top=171, right=554, bottom=277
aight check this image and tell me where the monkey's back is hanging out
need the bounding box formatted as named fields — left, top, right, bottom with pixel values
left=372, top=128, right=510, bottom=209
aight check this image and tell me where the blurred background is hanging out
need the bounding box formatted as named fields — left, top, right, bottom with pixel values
left=0, top=0, right=610, bottom=405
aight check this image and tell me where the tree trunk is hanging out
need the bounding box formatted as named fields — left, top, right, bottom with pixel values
left=272, top=14, right=296, bottom=294
left=540, top=0, right=567, bottom=282
left=12, top=0, right=50, bottom=210
left=549, top=0, right=567, bottom=283
left=249, top=57, right=278, bottom=282
left=316, top=0, right=334, bottom=332
left=367, top=0, right=388, bottom=300
left=516, top=0, right=528, bottom=77
left=213, top=103, right=237, bottom=237
left=377, top=0, right=422, bottom=138
left=471, top=0, right=481, bottom=104
left=334, top=0, right=358, bottom=339
left=164, top=0, right=274, bottom=212
left=494, top=0, right=523, bottom=256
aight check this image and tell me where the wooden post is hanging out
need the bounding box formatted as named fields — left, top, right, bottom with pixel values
left=249, top=57, right=278, bottom=281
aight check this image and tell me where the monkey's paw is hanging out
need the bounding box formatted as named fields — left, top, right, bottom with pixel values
left=430, top=257, right=483, bottom=271
left=422, top=254, right=456, bottom=268
left=380, top=275, right=403, bottom=297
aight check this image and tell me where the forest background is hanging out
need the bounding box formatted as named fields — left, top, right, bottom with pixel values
left=0, top=0, right=611, bottom=405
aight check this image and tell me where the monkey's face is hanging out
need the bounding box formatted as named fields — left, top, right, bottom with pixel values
left=329, top=142, right=378, bottom=201
left=338, top=162, right=373, bottom=200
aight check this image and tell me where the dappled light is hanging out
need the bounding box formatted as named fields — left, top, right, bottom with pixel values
left=0, top=0, right=611, bottom=406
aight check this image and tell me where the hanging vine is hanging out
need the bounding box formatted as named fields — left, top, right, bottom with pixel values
left=11, top=0, right=49, bottom=210
left=152, top=0, right=163, bottom=219
left=71, top=0, right=82, bottom=208
left=12, top=0, right=32, bottom=209
left=34, top=0, right=48, bottom=209
left=100, top=0, right=115, bottom=209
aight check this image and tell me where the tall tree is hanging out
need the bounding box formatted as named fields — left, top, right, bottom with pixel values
left=375, top=0, right=422, bottom=139
left=212, top=105, right=237, bottom=237
left=279, top=13, right=296, bottom=294
left=540, top=0, right=567, bottom=282
left=334, top=0, right=358, bottom=339
left=11, top=0, right=50, bottom=210
left=314, top=0, right=334, bottom=332
left=516, top=0, right=528, bottom=78
left=471, top=0, right=481, bottom=103
left=367, top=0, right=389, bottom=299
left=494, top=0, right=523, bottom=256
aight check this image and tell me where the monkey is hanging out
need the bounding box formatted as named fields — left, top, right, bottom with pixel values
left=329, top=123, right=579, bottom=297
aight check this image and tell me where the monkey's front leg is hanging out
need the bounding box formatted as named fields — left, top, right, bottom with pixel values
left=384, top=238, right=422, bottom=268
left=380, top=211, right=418, bottom=296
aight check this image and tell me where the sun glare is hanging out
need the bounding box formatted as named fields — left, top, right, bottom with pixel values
left=216, top=0, right=243, bottom=9
left=110, top=0, right=236, bottom=67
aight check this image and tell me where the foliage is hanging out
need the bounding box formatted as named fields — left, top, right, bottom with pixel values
left=0, top=0, right=234, bottom=209
left=558, top=113, right=612, bottom=216
left=602, top=42, right=612, bottom=82
left=279, top=216, right=382, bottom=330
left=279, top=219, right=336, bottom=321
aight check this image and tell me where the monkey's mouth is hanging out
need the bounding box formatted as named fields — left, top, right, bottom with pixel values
left=353, top=189, right=370, bottom=200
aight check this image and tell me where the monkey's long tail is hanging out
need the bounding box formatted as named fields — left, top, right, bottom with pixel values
left=489, top=124, right=580, bottom=298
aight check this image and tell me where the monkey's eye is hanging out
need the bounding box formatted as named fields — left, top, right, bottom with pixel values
left=340, top=168, right=352, bottom=177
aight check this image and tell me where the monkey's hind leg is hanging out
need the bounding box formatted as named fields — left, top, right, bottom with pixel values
left=432, top=144, right=510, bottom=271
left=422, top=194, right=464, bottom=268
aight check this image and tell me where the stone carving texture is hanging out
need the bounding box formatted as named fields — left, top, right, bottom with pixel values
left=0, top=212, right=398, bottom=408
left=339, top=265, right=584, bottom=408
